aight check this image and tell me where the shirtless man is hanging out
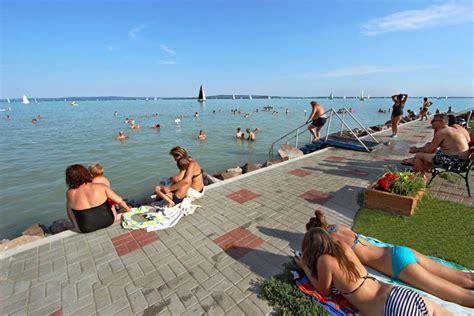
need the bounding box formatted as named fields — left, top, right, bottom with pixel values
left=420, top=97, right=432, bottom=121
left=306, top=101, right=327, bottom=142
left=246, top=128, right=255, bottom=141
left=116, top=131, right=128, bottom=139
left=198, top=130, right=206, bottom=141
left=410, top=114, right=470, bottom=174
left=154, top=146, right=205, bottom=202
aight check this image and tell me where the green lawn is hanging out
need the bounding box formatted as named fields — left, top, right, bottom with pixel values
left=353, top=195, right=474, bottom=268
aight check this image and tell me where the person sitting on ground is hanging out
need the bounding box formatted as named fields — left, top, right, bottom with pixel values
left=246, top=128, right=256, bottom=141
left=88, top=163, right=111, bottom=187
left=390, top=93, right=408, bottom=138
left=116, top=131, right=128, bottom=139
left=295, top=228, right=450, bottom=315
left=65, top=164, right=129, bottom=233
left=410, top=113, right=470, bottom=174
left=154, top=146, right=205, bottom=202
left=420, top=97, right=432, bottom=121
left=306, top=101, right=327, bottom=142
left=305, top=209, right=474, bottom=307
left=198, top=130, right=206, bottom=141
left=235, top=127, right=244, bottom=139
left=154, top=158, right=190, bottom=207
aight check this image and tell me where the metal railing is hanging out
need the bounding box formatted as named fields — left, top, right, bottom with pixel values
left=268, top=108, right=380, bottom=158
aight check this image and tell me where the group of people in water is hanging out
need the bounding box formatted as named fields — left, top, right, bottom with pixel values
left=296, top=210, right=474, bottom=313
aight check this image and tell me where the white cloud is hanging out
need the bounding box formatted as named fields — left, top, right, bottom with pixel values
left=128, top=24, right=146, bottom=38
left=107, top=45, right=114, bottom=52
left=160, top=45, right=175, bottom=55
left=161, top=61, right=176, bottom=65
left=362, top=2, right=474, bottom=36
left=298, top=65, right=429, bottom=78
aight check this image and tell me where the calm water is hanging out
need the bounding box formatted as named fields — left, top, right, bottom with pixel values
left=0, top=98, right=471, bottom=239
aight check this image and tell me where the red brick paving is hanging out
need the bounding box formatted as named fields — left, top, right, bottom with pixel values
left=214, top=227, right=264, bottom=260
left=324, top=156, right=346, bottom=162
left=288, top=169, right=312, bottom=177
left=227, top=189, right=260, bottom=204
left=49, top=310, right=62, bottom=316
left=111, top=230, right=159, bottom=256
left=299, top=190, right=333, bottom=204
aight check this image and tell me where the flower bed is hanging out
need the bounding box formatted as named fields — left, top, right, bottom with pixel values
left=364, top=171, right=426, bottom=216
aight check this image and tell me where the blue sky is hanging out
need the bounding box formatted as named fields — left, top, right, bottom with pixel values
left=1, top=0, right=473, bottom=98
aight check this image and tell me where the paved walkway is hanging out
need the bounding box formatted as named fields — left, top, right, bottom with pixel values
left=1, top=119, right=472, bottom=315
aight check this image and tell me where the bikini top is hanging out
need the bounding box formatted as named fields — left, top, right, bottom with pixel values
left=192, top=169, right=203, bottom=179
left=338, top=273, right=377, bottom=295
left=325, top=226, right=367, bottom=249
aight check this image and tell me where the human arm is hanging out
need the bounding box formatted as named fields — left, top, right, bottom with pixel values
left=306, top=107, right=317, bottom=124
left=164, top=162, right=196, bottom=193
left=391, top=95, right=398, bottom=102
left=104, top=186, right=130, bottom=213
left=294, top=254, right=332, bottom=296
left=170, top=169, right=186, bottom=184
left=409, top=132, right=444, bottom=154
left=401, top=94, right=408, bottom=104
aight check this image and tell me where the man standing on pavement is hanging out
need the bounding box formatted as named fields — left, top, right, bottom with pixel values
left=306, top=101, right=327, bottom=142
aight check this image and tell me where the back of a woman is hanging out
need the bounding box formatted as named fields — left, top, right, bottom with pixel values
left=66, top=164, right=129, bottom=233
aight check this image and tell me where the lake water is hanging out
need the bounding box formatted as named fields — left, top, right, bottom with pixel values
left=0, top=97, right=471, bottom=239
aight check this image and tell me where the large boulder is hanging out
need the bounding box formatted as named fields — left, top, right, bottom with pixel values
left=49, top=219, right=74, bottom=234
left=226, top=166, right=242, bottom=175
left=214, top=171, right=240, bottom=181
left=22, top=223, right=48, bottom=238
left=204, top=173, right=221, bottom=185
left=242, top=163, right=262, bottom=174
left=278, top=144, right=304, bottom=159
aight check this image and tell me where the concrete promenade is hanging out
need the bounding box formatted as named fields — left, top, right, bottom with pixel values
left=1, top=119, right=472, bottom=315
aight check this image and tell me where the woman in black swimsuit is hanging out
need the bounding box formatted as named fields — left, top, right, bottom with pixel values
left=390, top=93, right=408, bottom=138
left=66, top=164, right=129, bottom=233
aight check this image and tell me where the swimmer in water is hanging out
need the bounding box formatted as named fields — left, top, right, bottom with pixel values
left=198, top=130, right=206, bottom=141
left=116, top=131, right=129, bottom=139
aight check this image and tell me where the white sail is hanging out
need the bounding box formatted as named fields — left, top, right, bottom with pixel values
left=7, top=98, right=11, bottom=103
left=329, top=92, right=333, bottom=100
left=154, top=96, right=157, bottom=101
left=249, top=95, right=252, bottom=100
left=35, top=98, right=39, bottom=104
left=22, top=95, right=30, bottom=104
left=267, top=96, right=271, bottom=100
left=360, top=90, right=365, bottom=101
left=232, top=94, right=235, bottom=100
left=367, top=94, right=370, bottom=100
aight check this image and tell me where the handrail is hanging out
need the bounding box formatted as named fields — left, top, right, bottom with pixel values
left=268, top=109, right=333, bottom=157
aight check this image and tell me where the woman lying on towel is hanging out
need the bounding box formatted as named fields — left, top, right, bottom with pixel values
left=295, top=228, right=450, bottom=315
left=306, top=210, right=474, bottom=307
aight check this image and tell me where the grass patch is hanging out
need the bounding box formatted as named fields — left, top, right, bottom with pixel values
left=260, top=261, right=329, bottom=315
left=439, top=172, right=462, bottom=183
left=354, top=195, right=474, bottom=268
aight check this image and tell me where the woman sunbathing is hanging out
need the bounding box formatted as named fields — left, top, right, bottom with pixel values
left=295, top=228, right=450, bottom=315
left=306, top=210, right=474, bottom=307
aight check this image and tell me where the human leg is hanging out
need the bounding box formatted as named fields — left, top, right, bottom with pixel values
left=391, top=115, right=402, bottom=136
left=413, top=152, right=434, bottom=173
left=307, top=124, right=317, bottom=140
left=155, top=189, right=174, bottom=207
left=400, top=264, right=474, bottom=307
left=415, top=251, right=474, bottom=289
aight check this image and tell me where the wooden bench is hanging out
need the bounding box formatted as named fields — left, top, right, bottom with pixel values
left=428, top=150, right=473, bottom=197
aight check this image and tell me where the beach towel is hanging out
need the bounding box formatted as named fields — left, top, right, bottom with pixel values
left=121, top=200, right=200, bottom=232
left=294, top=235, right=473, bottom=315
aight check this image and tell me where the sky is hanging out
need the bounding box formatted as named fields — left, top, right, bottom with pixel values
left=1, top=0, right=473, bottom=98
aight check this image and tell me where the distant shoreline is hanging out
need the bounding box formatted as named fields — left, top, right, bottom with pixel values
left=2, top=96, right=473, bottom=102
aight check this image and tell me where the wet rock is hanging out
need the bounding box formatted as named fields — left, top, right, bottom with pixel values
left=226, top=166, right=242, bottom=175
left=242, top=162, right=262, bottom=174
left=49, top=219, right=74, bottom=234
left=278, top=144, right=304, bottom=159
left=0, top=235, right=43, bottom=251
left=22, top=223, right=48, bottom=238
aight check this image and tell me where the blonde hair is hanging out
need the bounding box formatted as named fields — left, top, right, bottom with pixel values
left=88, top=163, right=104, bottom=177
left=169, top=146, right=188, bottom=160
left=177, top=157, right=191, bottom=171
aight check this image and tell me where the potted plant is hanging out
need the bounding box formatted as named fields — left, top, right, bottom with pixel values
left=363, top=170, right=426, bottom=216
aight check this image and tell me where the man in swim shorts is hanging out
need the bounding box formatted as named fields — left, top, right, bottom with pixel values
left=306, top=101, right=327, bottom=142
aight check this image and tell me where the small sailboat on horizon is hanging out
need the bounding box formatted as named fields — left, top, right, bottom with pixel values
left=359, top=90, right=365, bottom=101
left=197, top=85, right=206, bottom=103
left=22, top=95, right=30, bottom=104
left=70, top=100, right=78, bottom=106
left=7, top=98, right=11, bottom=103
left=232, top=94, right=236, bottom=100
left=249, top=95, right=252, bottom=100
left=35, top=98, right=39, bottom=104
left=329, top=92, right=333, bottom=100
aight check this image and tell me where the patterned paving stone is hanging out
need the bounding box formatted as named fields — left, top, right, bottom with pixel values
left=345, top=169, right=369, bottom=177
left=299, top=189, right=333, bottom=204
left=324, top=156, right=346, bottom=162
left=226, top=189, right=260, bottom=204
left=213, top=227, right=264, bottom=260
left=288, top=169, right=312, bottom=177
left=49, top=309, right=62, bottom=316
left=111, top=230, right=159, bottom=256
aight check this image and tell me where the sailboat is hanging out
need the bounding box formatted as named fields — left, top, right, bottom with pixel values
left=197, top=85, right=206, bottom=103
left=34, top=98, right=39, bottom=104
left=7, top=98, right=11, bottom=103
left=145, top=97, right=149, bottom=102
left=232, top=94, right=236, bottom=100
left=367, top=94, right=370, bottom=100
left=359, top=90, right=365, bottom=101
left=154, top=96, right=157, bottom=101
left=70, top=101, right=78, bottom=106
left=329, top=92, right=333, bottom=100
left=22, top=95, right=30, bottom=104
left=249, top=95, right=252, bottom=100
left=267, top=96, right=271, bottom=100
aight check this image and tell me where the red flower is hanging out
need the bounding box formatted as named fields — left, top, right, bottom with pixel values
left=377, top=178, right=390, bottom=190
